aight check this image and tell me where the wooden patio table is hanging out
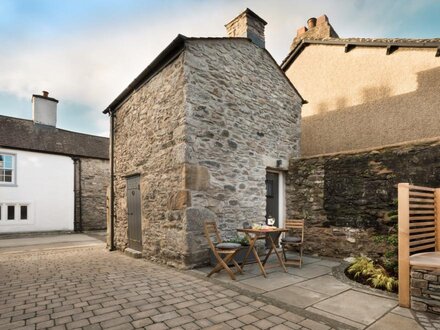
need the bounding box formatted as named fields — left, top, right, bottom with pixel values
left=237, top=228, right=288, bottom=278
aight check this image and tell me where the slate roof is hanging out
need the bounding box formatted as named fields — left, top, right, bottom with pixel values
left=281, top=37, right=440, bottom=70
left=103, top=34, right=305, bottom=114
left=0, top=115, right=109, bottom=160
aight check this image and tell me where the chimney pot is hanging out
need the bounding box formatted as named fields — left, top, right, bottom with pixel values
left=297, top=26, right=308, bottom=37
left=307, top=17, right=317, bottom=29
left=42, top=91, right=49, bottom=97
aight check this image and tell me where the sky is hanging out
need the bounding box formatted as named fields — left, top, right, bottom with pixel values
left=0, top=0, right=439, bottom=137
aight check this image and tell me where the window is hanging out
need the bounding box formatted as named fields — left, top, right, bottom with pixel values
left=0, top=203, right=32, bottom=224
left=0, top=153, right=15, bottom=184
left=20, top=206, right=28, bottom=220
left=7, top=205, right=14, bottom=220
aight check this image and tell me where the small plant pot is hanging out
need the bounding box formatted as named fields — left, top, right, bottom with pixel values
left=209, top=246, right=257, bottom=266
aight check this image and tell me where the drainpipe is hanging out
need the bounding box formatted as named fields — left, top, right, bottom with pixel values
left=78, top=158, right=82, bottom=232
left=72, top=157, right=82, bottom=232
left=109, top=108, right=116, bottom=251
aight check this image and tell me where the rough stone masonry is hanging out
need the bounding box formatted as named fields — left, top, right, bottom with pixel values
left=111, top=29, right=302, bottom=266
left=286, top=139, right=440, bottom=258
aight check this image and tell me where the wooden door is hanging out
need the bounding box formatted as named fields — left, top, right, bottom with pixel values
left=127, top=175, right=142, bottom=252
left=266, top=172, right=279, bottom=226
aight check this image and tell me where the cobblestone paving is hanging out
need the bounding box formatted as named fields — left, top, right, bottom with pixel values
left=0, top=247, right=345, bottom=330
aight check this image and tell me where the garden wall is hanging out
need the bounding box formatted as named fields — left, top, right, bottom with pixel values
left=286, top=139, right=440, bottom=258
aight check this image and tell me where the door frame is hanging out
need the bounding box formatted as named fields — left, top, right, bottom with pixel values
left=266, top=169, right=286, bottom=230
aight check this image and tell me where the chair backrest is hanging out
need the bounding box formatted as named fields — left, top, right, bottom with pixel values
left=398, top=184, right=439, bottom=255
left=397, top=183, right=440, bottom=308
left=204, top=221, right=222, bottom=250
left=285, top=219, right=304, bottom=242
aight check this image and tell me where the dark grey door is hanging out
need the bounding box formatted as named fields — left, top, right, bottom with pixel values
left=127, top=175, right=142, bottom=252
left=266, top=172, right=279, bottom=226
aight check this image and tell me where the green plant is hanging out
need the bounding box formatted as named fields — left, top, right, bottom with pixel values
left=225, top=235, right=249, bottom=246
left=368, top=267, right=398, bottom=292
left=347, top=256, right=398, bottom=292
left=347, top=257, right=376, bottom=279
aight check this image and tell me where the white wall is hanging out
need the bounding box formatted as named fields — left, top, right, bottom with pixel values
left=0, top=149, right=74, bottom=233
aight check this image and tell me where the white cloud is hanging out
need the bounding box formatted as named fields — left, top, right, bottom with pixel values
left=0, top=0, right=434, bottom=135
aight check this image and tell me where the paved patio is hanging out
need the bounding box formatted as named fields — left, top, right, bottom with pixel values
left=1, top=235, right=440, bottom=329
left=192, top=252, right=438, bottom=329
left=0, top=245, right=353, bottom=330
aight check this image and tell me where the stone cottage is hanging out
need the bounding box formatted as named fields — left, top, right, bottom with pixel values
left=104, top=9, right=303, bottom=267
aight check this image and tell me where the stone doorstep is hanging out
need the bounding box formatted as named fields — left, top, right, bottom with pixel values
left=124, top=248, right=142, bottom=259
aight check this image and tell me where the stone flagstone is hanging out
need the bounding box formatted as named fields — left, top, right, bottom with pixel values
left=294, top=275, right=351, bottom=296
left=313, top=290, right=398, bottom=325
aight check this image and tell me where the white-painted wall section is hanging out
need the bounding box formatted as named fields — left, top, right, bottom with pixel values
left=0, top=149, right=74, bottom=233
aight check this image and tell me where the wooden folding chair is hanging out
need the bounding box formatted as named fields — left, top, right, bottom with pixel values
left=281, top=219, right=304, bottom=268
left=204, top=221, right=243, bottom=280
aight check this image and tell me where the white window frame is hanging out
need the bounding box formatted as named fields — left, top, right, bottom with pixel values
left=0, top=202, right=33, bottom=225
left=0, top=152, right=17, bottom=186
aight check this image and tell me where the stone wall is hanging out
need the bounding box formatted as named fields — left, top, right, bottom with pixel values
left=113, top=53, right=187, bottom=266
left=80, top=158, right=110, bottom=231
left=411, top=267, right=440, bottom=314
left=286, top=139, right=440, bottom=258
left=112, top=38, right=302, bottom=268
left=184, top=39, right=302, bottom=265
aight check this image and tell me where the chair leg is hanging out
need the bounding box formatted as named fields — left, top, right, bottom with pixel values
left=232, top=258, right=243, bottom=274
left=299, top=245, right=303, bottom=268
left=282, top=244, right=287, bottom=262
left=208, top=253, right=236, bottom=280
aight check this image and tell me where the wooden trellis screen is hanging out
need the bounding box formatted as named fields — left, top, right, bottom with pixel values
left=398, top=183, right=440, bottom=307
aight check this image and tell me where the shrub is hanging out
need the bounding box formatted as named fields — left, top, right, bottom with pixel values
left=347, top=256, right=398, bottom=292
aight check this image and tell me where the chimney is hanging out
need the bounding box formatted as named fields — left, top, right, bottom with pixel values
left=32, top=91, right=59, bottom=127
left=290, top=14, right=339, bottom=50
left=225, top=8, right=267, bottom=48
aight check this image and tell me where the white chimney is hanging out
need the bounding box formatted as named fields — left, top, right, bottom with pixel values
left=32, top=91, right=58, bottom=127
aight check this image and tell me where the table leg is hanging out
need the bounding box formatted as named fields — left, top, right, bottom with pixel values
left=262, top=241, right=273, bottom=266
left=268, top=234, right=288, bottom=273
left=241, top=234, right=256, bottom=269
left=252, top=244, right=267, bottom=278
left=240, top=234, right=267, bottom=278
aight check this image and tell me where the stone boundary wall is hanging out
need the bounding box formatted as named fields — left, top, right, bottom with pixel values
left=80, top=158, right=110, bottom=231
left=286, top=139, right=440, bottom=258
left=411, top=267, right=440, bottom=314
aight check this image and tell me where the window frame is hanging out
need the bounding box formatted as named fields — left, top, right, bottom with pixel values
left=0, top=202, right=32, bottom=225
left=0, top=152, right=17, bottom=186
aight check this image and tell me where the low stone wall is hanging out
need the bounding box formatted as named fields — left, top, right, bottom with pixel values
left=411, top=267, right=440, bottom=314
left=286, top=139, right=440, bottom=258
